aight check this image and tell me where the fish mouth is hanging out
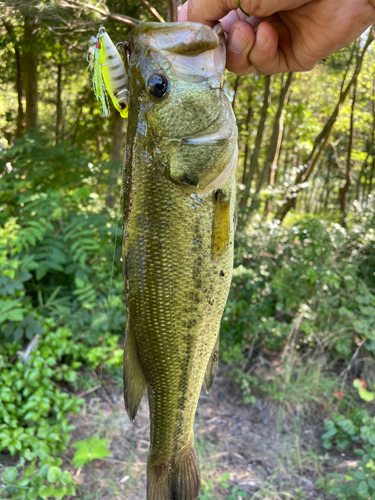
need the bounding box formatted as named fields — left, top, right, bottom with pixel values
left=182, top=119, right=233, bottom=145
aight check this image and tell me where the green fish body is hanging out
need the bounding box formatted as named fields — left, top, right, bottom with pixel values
left=122, top=22, right=237, bottom=500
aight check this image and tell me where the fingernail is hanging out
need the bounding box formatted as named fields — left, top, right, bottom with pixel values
left=257, top=28, right=267, bottom=47
left=230, top=27, right=249, bottom=53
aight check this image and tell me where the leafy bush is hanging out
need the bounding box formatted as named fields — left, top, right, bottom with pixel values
left=222, top=214, right=375, bottom=363
left=317, top=445, right=375, bottom=499
left=0, top=136, right=125, bottom=346
left=2, top=457, right=76, bottom=499
left=322, top=409, right=374, bottom=451
left=322, top=381, right=375, bottom=451
left=317, top=381, right=375, bottom=499
left=0, top=324, right=122, bottom=461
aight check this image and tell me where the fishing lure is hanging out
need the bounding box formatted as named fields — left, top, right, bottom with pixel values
left=87, top=27, right=128, bottom=118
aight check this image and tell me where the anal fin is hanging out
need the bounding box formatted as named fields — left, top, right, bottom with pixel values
left=211, top=189, right=230, bottom=259
left=204, top=335, right=219, bottom=394
left=123, top=320, right=147, bottom=421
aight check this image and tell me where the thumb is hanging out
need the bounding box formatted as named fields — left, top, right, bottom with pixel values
left=178, top=1, right=188, bottom=21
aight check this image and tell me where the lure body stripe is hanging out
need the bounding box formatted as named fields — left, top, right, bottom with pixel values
left=90, top=27, right=128, bottom=118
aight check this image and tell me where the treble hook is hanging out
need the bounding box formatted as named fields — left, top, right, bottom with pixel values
left=117, top=41, right=133, bottom=73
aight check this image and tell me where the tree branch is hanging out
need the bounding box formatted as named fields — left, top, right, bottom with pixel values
left=139, top=0, right=165, bottom=23
left=59, top=1, right=139, bottom=26
left=167, top=0, right=178, bottom=22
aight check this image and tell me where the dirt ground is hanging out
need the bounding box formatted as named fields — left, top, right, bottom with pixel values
left=61, top=371, right=354, bottom=500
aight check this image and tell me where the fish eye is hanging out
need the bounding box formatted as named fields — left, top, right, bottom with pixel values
left=148, top=74, right=169, bottom=98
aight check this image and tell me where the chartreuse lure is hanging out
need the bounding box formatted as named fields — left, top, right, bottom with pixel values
left=88, top=27, right=128, bottom=118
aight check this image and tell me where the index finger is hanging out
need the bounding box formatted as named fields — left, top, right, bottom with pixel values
left=186, top=0, right=311, bottom=26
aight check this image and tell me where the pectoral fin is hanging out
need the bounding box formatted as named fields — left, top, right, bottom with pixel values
left=123, top=320, right=147, bottom=421
left=211, top=189, right=230, bottom=259
left=204, top=335, right=220, bottom=394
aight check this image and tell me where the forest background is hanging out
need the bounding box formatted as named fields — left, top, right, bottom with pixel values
left=0, top=1, right=375, bottom=499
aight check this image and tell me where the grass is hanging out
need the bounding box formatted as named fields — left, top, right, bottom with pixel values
left=243, top=352, right=352, bottom=420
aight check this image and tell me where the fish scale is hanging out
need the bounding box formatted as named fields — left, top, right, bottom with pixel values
left=122, top=22, right=238, bottom=500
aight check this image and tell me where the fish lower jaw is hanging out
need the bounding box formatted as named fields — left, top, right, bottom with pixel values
left=182, top=125, right=232, bottom=145
left=200, top=145, right=238, bottom=192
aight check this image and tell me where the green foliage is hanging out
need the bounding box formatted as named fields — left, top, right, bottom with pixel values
left=222, top=213, right=375, bottom=363
left=218, top=473, right=248, bottom=499
left=200, top=473, right=248, bottom=500
left=318, top=382, right=375, bottom=499
left=321, top=410, right=371, bottom=451
left=322, top=382, right=375, bottom=451
left=0, top=328, right=83, bottom=460
left=1, top=457, right=75, bottom=499
left=317, top=445, right=375, bottom=499
left=1, top=133, right=94, bottom=195
left=0, top=131, right=124, bottom=488
left=229, top=356, right=341, bottom=414
left=0, top=136, right=125, bottom=345
left=0, top=324, right=121, bottom=461
left=71, top=436, right=111, bottom=467
left=353, top=379, right=375, bottom=403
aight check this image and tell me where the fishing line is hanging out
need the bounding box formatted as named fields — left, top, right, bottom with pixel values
left=97, top=156, right=124, bottom=391
left=105, top=159, right=124, bottom=337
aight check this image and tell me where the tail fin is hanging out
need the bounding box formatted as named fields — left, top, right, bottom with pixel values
left=147, top=444, right=200, bottom=500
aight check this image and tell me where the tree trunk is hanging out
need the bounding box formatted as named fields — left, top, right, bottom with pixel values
left=241, top=94, right=253, bottom=183
left=366, top=76, right=375, bottom=200
left=167, top=0, right=178, bottom=21
left=275, top=32, right=373, bottom=222
left=3, top=20, right=25, bottom=138
left=231, top=76, right=241, bottom=112
left=106, top=113, right=127, bottom=208
left=324, top=162, right=334, bottom=211
left=15, top=45, right=25, bottom=138
left=244, top=72, right=293, bottom=221
left=261, top=73, right=293, bottom=217
left=318, top=159, right=331, bottom=212
left=264, top=108, right=287, bottom=217
left=367, top=152, right=375, bottom=199
left=21, top=16, right=39, bottom=131
left=239, top=75, right=272, bottom=210
left=339, top=76, right=357, bottom=227
left=55, top=63, right=63, bottom=144
left=355, top=153, right=368, bottom=202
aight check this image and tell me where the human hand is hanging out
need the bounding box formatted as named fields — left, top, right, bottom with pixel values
left=178, top=0, right=375, bottom=75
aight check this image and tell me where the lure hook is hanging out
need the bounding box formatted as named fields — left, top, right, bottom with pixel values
left=121, top=41, right=133, bottom=56
left=119, top=41, right=132, bottom=73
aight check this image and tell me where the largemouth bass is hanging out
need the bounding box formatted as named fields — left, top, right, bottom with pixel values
left=122, top=22, right=238, bottom=500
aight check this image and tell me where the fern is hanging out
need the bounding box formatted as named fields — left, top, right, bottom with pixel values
left=1, top=136, right=124, bottom=343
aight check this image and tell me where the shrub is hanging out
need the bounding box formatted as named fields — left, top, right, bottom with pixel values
left=222, top=214, right=375, bottom=363
left=0, top=324, right=122, bottom=461
left=2, top=457, right=76, bottom=499
left=317, top=381, right=375, bottom=499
